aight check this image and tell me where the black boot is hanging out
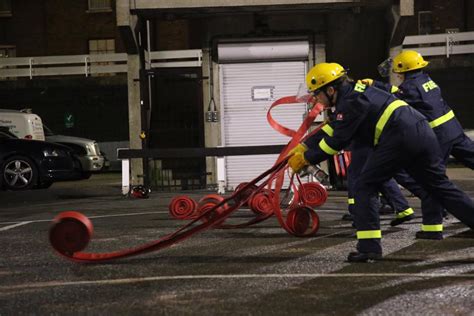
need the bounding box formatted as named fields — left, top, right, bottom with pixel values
left=415, top=231, right=443, bottom=240
left=347, top=251, right=382, bottom=262
left=390, top=214, right=415, bottom=226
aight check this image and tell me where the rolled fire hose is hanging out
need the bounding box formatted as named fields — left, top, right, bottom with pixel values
left=49, top=97, right=327, bottom=262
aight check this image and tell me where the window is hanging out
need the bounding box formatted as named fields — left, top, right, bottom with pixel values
left=89, top=39, right=115, bottom=55
left=88, top=0, right=112, bottom=12
left=0, top=0, right=12, bottom=16
left=418, top=11, right=433, bottom=35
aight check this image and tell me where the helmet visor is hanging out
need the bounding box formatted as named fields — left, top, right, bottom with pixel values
left=295, top=82, right=312, bottom=103
left=377, top=58, right=393, bottom=77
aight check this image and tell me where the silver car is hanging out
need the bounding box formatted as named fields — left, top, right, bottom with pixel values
left=44, top=125, right=104, bottom=178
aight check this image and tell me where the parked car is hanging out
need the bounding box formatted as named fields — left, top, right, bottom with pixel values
left=43, top=125, right=104, bottom=179
left=0, top=109, right=45, bottom=140
left=0, top=127, right=83, bottom=190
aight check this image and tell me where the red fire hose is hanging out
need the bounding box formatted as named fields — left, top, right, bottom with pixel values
left=49, top=96, right=328, bottom=262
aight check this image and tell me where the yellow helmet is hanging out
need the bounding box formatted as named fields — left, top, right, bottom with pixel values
left=392, top=50, right=429, bottom=73
left=306, top=62, right=346, bottom=92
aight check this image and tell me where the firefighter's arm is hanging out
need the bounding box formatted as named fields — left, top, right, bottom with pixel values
left=303, top=95, right=370, bottom=168
left=303, top=121, right=335, bottom=149
left=362, top=79, right=400, bottom=94
left=302, top=104, right=366, bottom=167
left=288, top=122, right=336, bottom=173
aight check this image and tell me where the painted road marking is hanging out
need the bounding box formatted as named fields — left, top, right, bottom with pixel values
left=0, top=211, right=169, bottom=226
left=0, top=221, right=32, bottom=232
left=1, top=273, right=473, bottom=292
left=0, top=209, right=348, bottom=226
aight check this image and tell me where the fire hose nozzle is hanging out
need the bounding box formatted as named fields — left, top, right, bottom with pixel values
left=299, top=165, right=329, bottom=183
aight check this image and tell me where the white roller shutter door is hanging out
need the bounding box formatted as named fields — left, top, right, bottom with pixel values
left=219, top=61, right=307, bottom=189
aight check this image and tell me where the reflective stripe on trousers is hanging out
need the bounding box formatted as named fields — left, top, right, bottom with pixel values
left=356, top=230, right=382, bottom=239
left=421, top=224, right=443, bottom=232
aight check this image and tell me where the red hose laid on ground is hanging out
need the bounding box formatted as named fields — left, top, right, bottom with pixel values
left=49, top=97, right=326, bottom=262
left=49, top=157, right=289, bottom=262
left=169, top=196, right=198, bottom=219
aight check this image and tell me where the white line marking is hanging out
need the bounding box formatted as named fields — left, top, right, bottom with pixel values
left=0, top=209, right=344, bottom=226
left=1, top=273, right=473, bottom=292
left=0, top=211, right=169, bottom=225
left=0, top=221, right=32, bottom=232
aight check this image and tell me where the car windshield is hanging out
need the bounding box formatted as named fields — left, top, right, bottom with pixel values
left=43, top=124, right=55, bottom=136
left=0, top=131, right=16, bottom=139
left=0, top=127, right=18, bottom=139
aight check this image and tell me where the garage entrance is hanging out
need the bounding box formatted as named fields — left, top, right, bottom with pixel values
left=218, top=41, right=311, bottom=189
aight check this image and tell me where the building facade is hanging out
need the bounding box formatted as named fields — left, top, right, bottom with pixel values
left=1, top=0, right=473, bottom=189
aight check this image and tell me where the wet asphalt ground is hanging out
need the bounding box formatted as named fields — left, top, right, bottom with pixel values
left=0, top=169, right=473, bottom=315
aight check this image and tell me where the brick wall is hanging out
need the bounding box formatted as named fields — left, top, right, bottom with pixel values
left=0, top=0, right=124, bottom=57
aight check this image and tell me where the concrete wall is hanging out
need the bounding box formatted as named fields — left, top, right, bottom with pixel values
left=151, top=7, right=389, bottom=75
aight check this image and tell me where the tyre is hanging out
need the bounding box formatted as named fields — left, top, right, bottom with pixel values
left=2, top=155, right=38, bottom=191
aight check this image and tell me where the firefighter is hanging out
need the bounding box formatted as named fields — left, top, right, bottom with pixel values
left=289, top=62, right=474, bottom=262
left=367, top=50, right=474, bottom=228
left=302, top=112, right=414, bottom=223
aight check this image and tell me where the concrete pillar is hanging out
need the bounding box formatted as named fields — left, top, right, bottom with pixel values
left=127, top=55, right=144, bottom=185
left=117, top=0, right=143, bottom=185
left=202, top=48, right=221, bottom=187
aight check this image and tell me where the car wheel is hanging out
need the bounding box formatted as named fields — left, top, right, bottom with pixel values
left=2, top=156, right=38, bottom=191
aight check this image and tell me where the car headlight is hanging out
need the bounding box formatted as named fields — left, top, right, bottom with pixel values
left=43, top=148, right=67, bottom=157
left=86, top=144, right=95, bottom=155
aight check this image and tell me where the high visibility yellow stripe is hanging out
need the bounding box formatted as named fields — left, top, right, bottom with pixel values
left=422, top=224, right=443, bottom=232
left=429, top=110, right=455, bottom=128
left=348, top=198, right=355, bottom=205
left=396, top=208, right=414, bottom=219
left=357, top=230, right=382, bottom=239
left=374, top=100, right=408, bottom=145
left=319, top=138, right=338, bottom=155
left=322, top=124, right=334, bottom=136
left=391, top=85, right=399, bottom=93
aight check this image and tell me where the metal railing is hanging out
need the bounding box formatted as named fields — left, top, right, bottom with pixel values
left=403, top=31, right=474, bottom=58
left=0, top=49, right=203, bottom=79
left=145, top=49, right=202, bottom=68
